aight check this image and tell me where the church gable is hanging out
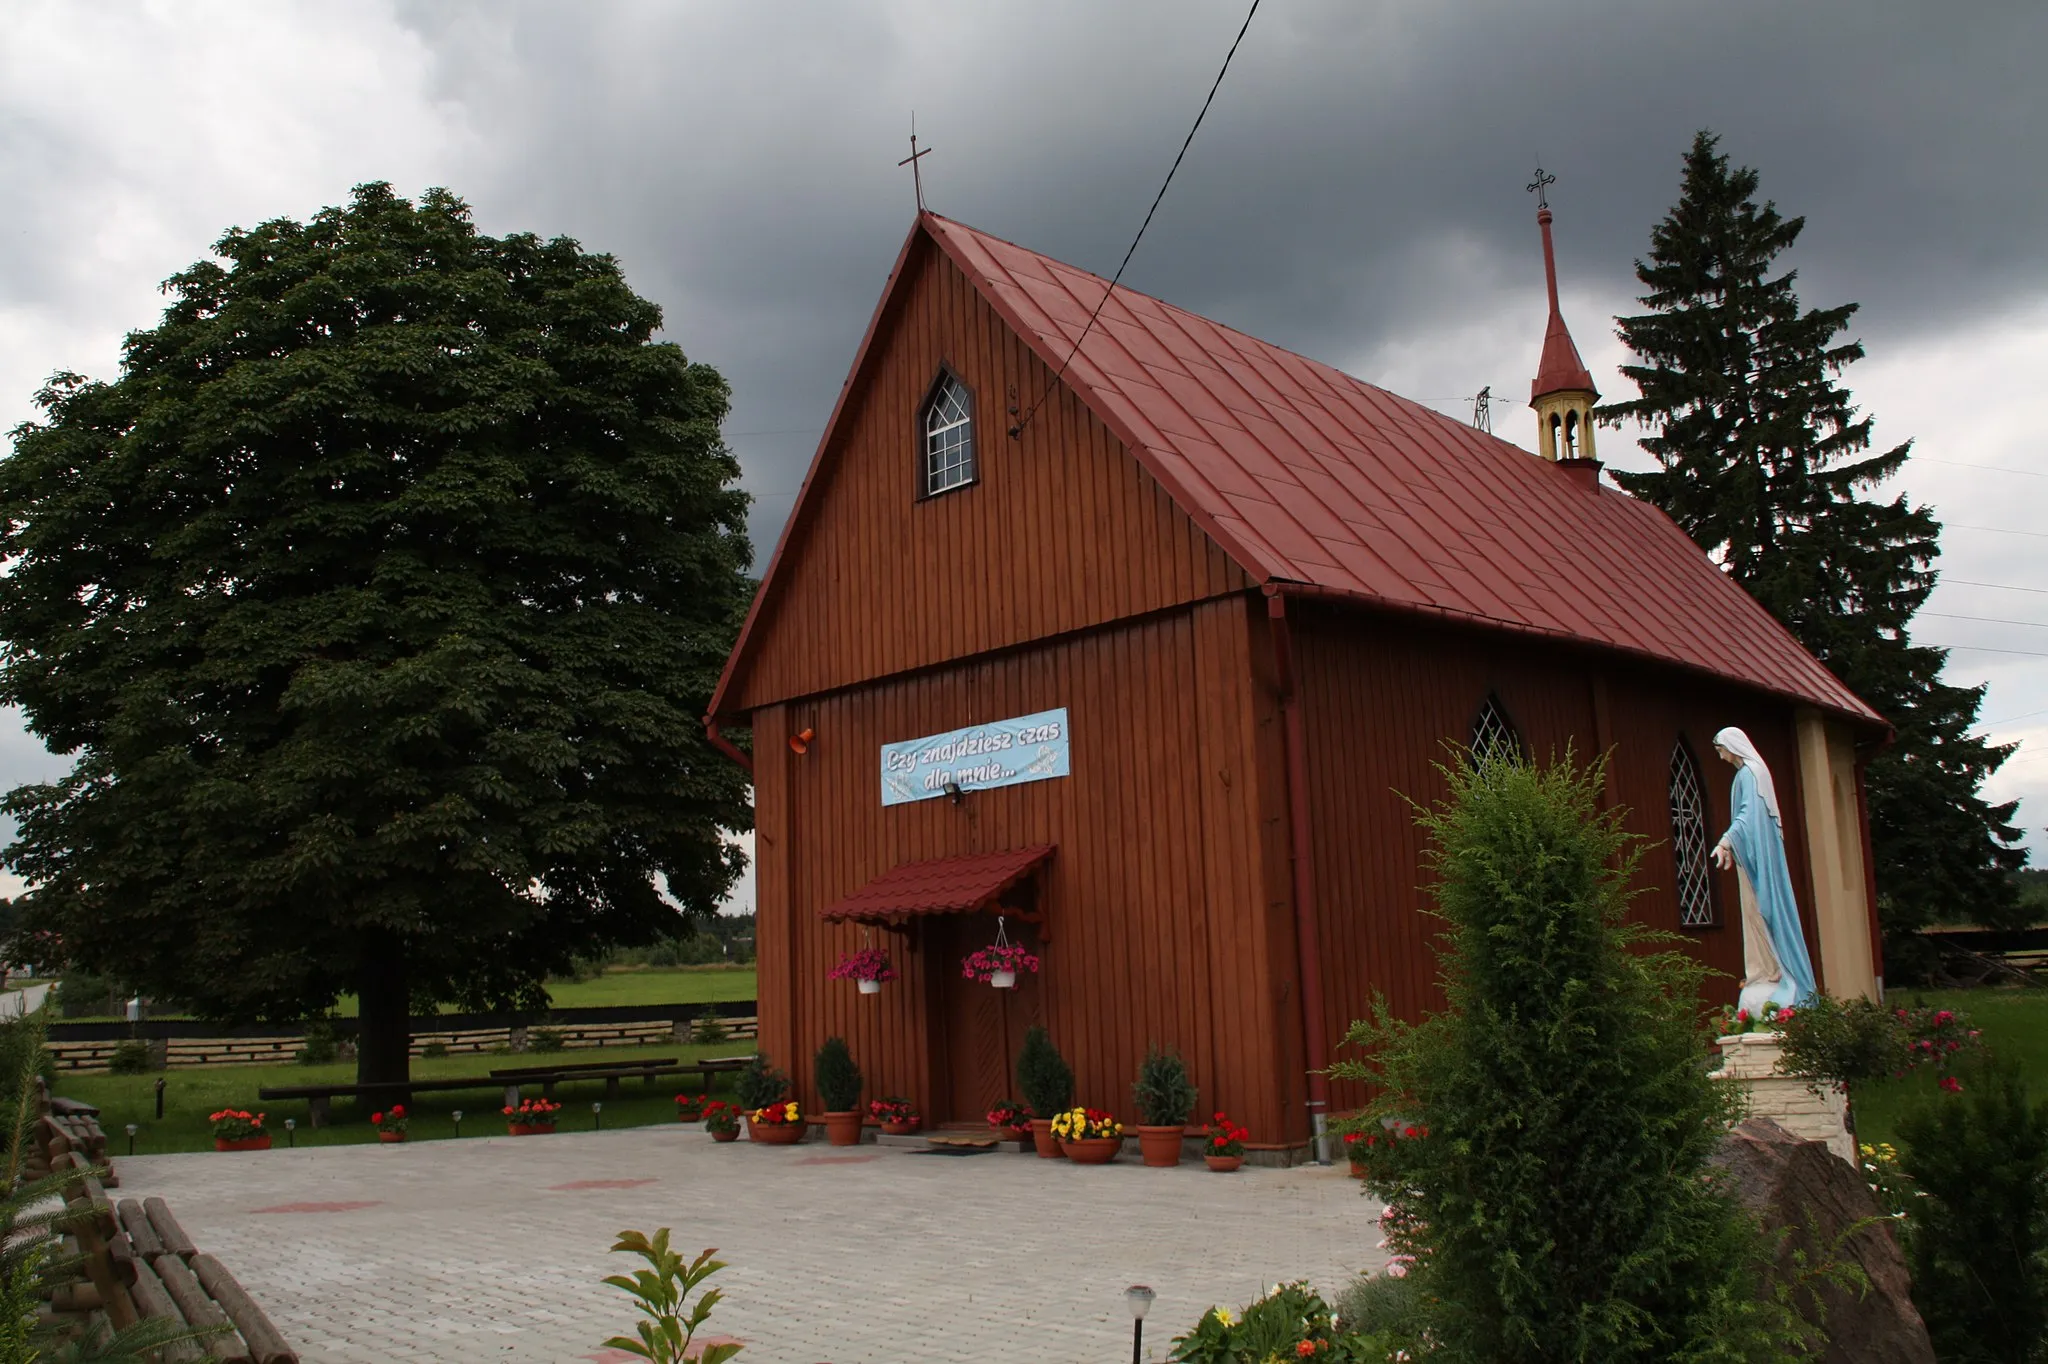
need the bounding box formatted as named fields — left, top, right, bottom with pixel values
left=719, top=233, right=1250, bottom=714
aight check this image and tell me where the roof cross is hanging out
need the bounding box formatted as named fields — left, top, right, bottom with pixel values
left=1526, top=166, right=1556, bottom=209
left=898, top=115, right=933, bottom=214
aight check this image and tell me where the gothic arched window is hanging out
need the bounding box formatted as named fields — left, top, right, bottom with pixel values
left=920, top=369, right=976, bottom=496
left=1469, top=694, right=1524, bottom=767
left=1669, top=739, right=1715, bottom=927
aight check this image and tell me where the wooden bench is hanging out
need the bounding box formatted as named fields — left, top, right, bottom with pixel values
left=257, top=1075, right=528, bottom=1128
left=490, top=1056, right=679, bottom=1100
left=39, top=1163, right=298, bottom=1363
left=25, top=1076, right=117, bottom=1188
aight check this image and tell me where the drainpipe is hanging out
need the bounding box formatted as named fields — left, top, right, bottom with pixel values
left=703, top=716, right=753, bottom=777
left=1265, top=588, right=1334, bottom=1164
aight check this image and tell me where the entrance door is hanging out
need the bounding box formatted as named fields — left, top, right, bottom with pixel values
left=929, top=915, right=1044, bottom=1125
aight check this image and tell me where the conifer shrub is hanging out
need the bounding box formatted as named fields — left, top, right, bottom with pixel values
left=734, top=1053, right=787, bottom=1111
left=1897, top=1055, right=2048, bottom=1363
left=1016, top=1026, right=1072, bottom=1120
left=813, top=1036, right=862, bottom=1113
left=1132, top=1046, right=1198, bottom=1127
left=1332, top=749, right=1807, bottom=1364
left=106, top=1040, right=152, bottom=1075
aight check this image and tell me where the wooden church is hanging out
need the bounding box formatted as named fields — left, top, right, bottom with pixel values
left=704, top=202, right=1886, bottom=1155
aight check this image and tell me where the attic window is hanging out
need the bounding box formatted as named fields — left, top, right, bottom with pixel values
left=921, top=370, right=976, bottom=496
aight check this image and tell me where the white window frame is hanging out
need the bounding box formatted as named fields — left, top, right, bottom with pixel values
left=920, top=370, right=976, bottom=497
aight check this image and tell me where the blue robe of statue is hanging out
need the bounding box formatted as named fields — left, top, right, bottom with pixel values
left=1722, top=763, right=1817, bottom=1012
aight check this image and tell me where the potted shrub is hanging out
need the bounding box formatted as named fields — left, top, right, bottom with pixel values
left=1017, top=1027, right=1074, bottom=1159
left=505, top=1097, right=562, bottom=1135
left=1131, top=1046, right=1197, bottom=1167
left=829, top=947, right=898, bottom=996
left=870, top=1097, right=921, bottom=1135
left=674, top=1093, right=708, bottom=1124
left=735, top=1053, right=789, bottom=1113
left=371, top=1104, right=410, bottom=1144
left=815, top=1036, right=865, bottom=1146
left=703, top=1100, right=741, bottom=1143
left=1202, top=1112, right=1249, bottom=1172
left=210, top=1109, right=270, bottom=1153
left=747, top=1101, right=808, bottom=1145
left=986, top=1099, right=1032, bottom=1144
left=962, top=942, right=1040, bottom=990
left=1050, top=1107, right=1124, bottom=1164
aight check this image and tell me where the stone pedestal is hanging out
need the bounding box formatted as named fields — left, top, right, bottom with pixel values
left=1712, top=1032, right=1854, bottom=1164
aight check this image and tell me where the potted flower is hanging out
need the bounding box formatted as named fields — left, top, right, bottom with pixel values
left=1131, top=1046, right=1197, bottom=1167
left=962, top=942, right=1039, bottom=990
left=1017, top=1027, right=1074, bottom=1159
left=734, top=1053, right=789, bottom=1113
left=703, top=1100, right=741, bottom=1143
left=747, top=1101, right=808, bottom=1145
left=815, top=1036, right=865, bottom=1146
left=504, top=1097, right=562, bottom=1135
left=371, top=1104, right=410, bottom=1144
left=675, top=1093, right=708, bottom=1124
left=870, top=1097, right=921, bottom=1136
left=210, top=1109, right=270, bottom=1153
left=1049, top=1107, right=1124, bottom=1164
left=1344, top=1131, right=1369, bottom=1179
left=828, top=947, right=898, bottom=996
left=986, top=1099, right=1032, bottom=1144
left=1202, top=1112, right=1249, bottom=1172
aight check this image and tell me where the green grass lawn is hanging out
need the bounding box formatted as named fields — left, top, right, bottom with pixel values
left=61, top=965, right=758, bottom=1023
left=60, top=1038, right=756, bottom=1155
left=1849, top=986, right=2048, bottom=1148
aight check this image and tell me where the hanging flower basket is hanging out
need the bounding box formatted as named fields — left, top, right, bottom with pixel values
left=962, top=939, right=1038, bottom=989
left=829, top=947, right=898, bottom=993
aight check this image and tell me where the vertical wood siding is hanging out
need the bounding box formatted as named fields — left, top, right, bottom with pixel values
left=1292, top=603, right=1820, bottom=1115
left=751, top=596, right=1302, bottom=1144
left=727, top=240, right=1249, bottom=713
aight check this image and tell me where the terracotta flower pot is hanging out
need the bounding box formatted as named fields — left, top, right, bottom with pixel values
left=880, top=1119, right=921, bottom=1136
left=823, top=1111, right=864, bottom=1146
left=377, top=1130, right=407, bottom=1144
left=711, top=1127, right=740, bottom=1143
left=1349, top=1160, right=1370, bottom=1180
left=746, top=1117, right=808, bottom=1145
left=507, top=1123, right=556, bottom=1137
left=213, top=1135, right=272, bottom=1153
left=1060, top=1136, right=1122, bottom=1165
left=1136, top=1125, right=1186, bottom=1168
left=1205, top=1155, right=1243, bottom=1173
left=1029, top=1118, right=1063, bottom=1159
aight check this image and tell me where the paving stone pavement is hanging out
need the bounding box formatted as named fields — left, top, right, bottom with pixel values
left=117, top=1125, right=1388, bottom=1362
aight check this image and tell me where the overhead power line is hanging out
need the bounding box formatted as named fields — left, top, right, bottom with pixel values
left=1009, top=0, right=1263, bottom=440
left=1923, top=611, right=2048, bottom=629
left=1944, top=578, right=2048, bottom=597
left=1951, top=523, right=2048, bottom=541
left=1933, top=643, right=2048, bottom=659
left=1917, top=455, right=2048, bottom=480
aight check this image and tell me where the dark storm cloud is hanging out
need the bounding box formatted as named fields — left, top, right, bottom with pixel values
left=383, top=0, right=2045, bottom=556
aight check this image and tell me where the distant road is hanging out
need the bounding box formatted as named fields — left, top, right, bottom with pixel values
left=0, top=982, right=51, bottom=1018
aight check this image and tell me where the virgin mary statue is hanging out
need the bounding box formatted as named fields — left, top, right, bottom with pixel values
left=1712, top=727, right=1817, bottom=1014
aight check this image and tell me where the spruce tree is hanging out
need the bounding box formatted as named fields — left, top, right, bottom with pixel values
left=1335, top=752, right=1801, bottom=1363
left=1600, top=131, right=2025, bottom=958
left=0, top=184, right=755, bottom=1086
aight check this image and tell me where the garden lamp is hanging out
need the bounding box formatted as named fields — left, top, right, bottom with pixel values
left=592, top=1101, right=603, bottom=1131
left=125, top=1123, right=137, bottom=1157
left=452, top=1109, right=463, bottom=1138
left=153, top=1077, right=165, bottom=1119
left=1126, top=1285, right=1155, bottom=1364
left=283, top=1118, right=296, bottom=1148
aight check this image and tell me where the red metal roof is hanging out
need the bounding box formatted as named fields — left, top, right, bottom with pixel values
left=819, top=845, right=1056, bottom=923
left=909, top=214, right=1877, bottom=724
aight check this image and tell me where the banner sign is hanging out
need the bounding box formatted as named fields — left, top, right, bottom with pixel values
left=881, top=707, right=1070, bottom=807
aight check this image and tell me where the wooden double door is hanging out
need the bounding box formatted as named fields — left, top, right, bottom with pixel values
left=925, top=914, right=1045, bottom=1125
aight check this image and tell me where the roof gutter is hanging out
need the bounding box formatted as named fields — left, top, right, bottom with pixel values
left=1264, top=588, right=1334, bottom=1164
left=703, top=715, right=753, bottom=778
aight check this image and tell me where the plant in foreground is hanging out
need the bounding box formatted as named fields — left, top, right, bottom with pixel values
left=1048, top=1107, right=1121, bottom=1142
left=370, top=1105, right=409, bottom=1139
left=812, top=1036, right=862, bottom=1114
left=1015, top=1027, right=1072, bottom=1120
left=961, top=942, right=1039, bottom=984
left=985, top=1099, right=1030, bottom=1132
left=868, top=1097, right=917, bottom=1126
left=503, top=1097, right=562, bottom=1130
left=733, top=1054, right=787, bottom=1111
left=749, top=1102, right=802, bottom=1126
left=673, top=1094, right=707, bottom=1123
left=601, top=1228, right=741, bottom=1363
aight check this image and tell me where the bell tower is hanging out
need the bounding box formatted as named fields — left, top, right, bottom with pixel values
left=1526, top=169, right=1598, bottom=463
